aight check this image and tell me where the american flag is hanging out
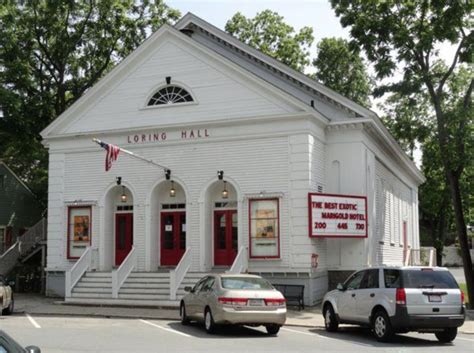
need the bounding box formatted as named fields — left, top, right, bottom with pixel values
left=99, top=141, right=120, bottom=171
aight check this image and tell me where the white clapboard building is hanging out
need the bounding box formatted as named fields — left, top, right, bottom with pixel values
left=41, top=14, right=425, bottom=306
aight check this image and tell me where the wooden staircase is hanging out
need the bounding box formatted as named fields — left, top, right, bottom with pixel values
left=0, top=218, right=46, bottom=277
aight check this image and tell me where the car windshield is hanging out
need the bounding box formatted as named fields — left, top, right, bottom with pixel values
left=221, top=277, right=274, bottom=290
left=402, top=270, right=458, bottom=289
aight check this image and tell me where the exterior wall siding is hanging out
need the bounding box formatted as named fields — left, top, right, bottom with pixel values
left=41, top=23, right=424, bottom=305
left=63, top=37, right=299, bottom=135
left=375, top=158, right=414, bottom=266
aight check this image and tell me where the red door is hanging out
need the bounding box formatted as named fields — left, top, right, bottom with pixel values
left=161, top=212, right=186, bottom=266
left=214, top=210, right=238, bottom=266
left=115, top=213, right=133, bottom=266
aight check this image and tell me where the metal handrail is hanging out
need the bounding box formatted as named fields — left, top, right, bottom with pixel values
left=65, top=247, right=92, bottom=297
left=169, top=247, right=192, bottom=300
left=0, top=243, right=20, bottom=276
left=227, top=246, right=248, bottom=274
left=112, top=246, right=137, bottom=298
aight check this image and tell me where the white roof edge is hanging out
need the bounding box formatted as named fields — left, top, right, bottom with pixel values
left=0, top=161, right=36, bottom=196
left=41, top=21, right=327, bottom=139
left=175, top=12, right=378, bottom=119
left=40, top=23, right=176, bottom=139
left=329, top=118, right=425, bottom=185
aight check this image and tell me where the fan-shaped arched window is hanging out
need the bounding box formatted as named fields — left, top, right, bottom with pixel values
left=147, top=85, right=194, bottom=106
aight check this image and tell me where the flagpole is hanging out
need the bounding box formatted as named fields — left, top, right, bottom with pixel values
left=92, top=138, right=170, bottom=171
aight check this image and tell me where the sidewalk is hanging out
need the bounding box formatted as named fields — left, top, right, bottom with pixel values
left=12, top=294, right=474, bottom=334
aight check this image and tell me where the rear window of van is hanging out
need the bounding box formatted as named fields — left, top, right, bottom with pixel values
left=402, top=270, right=459, bottom=289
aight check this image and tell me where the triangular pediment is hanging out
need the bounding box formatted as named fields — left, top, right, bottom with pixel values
left=42, top=26, right=309, bottom=138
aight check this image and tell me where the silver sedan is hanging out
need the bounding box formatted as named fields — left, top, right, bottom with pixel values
left=180, top=274, right=286, bottom=335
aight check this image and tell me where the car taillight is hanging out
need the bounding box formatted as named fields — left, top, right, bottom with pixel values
left=264, top=298, right=286, bottom=307
left=461, top=290, right=465, bottom=304
left=396, top=288, right=406, bottom=305
left=218, top=297, right=248, bottom=306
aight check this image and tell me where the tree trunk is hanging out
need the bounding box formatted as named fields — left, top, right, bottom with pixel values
left=446, top=170, right=474, bottom=308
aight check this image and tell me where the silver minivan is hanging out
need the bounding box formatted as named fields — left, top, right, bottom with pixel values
left=322, top=266, right=465, bottom=342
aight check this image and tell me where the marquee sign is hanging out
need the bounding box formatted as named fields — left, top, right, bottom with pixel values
left=308, top=193, right=367, bottom=238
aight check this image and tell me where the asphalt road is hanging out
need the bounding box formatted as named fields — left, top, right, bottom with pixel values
left=1, top=314, right=473, bottom=353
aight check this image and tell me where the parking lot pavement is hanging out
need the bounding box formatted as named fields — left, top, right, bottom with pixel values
left=1, top=314, right=473, bottom=353
left=13, top=293, right=474, bottom=334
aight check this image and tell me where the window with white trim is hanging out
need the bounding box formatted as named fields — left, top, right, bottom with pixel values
left=147, top=85, right=193, bottom=106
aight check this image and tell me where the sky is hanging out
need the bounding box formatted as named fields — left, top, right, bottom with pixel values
left=167, top=0, right=350, bottom=74
left=165, top=1, right=456, bottom=167
left=167, top=0, right=349, bottom=43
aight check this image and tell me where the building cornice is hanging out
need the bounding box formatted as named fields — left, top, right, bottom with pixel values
left=327, top=119, right=425, bottom=185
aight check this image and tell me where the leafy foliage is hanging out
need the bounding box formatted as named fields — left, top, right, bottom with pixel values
left=225, top=10, right=314, bottom=71
left=331, top=0, right=474, bottom=305
left=0, top=0, right=180, bottom=201
left=312, top=37, right=372, bottom=106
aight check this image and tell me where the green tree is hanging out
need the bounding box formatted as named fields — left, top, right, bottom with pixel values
left=312, top=37, right=372, bottom=107
left=331, top=0, right=474, bottom=306
left=225, top=10, right=314, bottom=71
left=0, top=0, right=180, bottom=201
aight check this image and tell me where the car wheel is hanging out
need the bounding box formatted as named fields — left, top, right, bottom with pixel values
left=265, top=325, right=281, bottom=335
left=180, top=303, right=190, bottom=325
left=372, top=310, right=394, bottom=342
left=3, top=296, right=14, bottom=315
left=435, top=328, right=457, bottom=343
left=204, top=308, right=216, bottom=334
left=323, top=304, right=339, bottom=332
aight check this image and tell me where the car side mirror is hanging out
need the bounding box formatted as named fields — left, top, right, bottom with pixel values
left=25, top=346, right=41, bottom=353
left=337, top=283, right=345, bottom=291
left=184, top=286, right=193, bottom=293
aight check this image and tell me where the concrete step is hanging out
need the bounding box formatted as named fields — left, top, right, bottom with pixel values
left=81, top=277, right=112, bottom=283
left=64, top=297, right=180, bottom=308
left=84, top=272, right=112, bottom=278
left=71, top=292, right=113, bottom=299
left=128, top=272, right=170, bottom=278
left=118, top=293, right=170, bottom=301
left=73, top=286, right=111, bottom=293
left=121, top=282, right=169, bottom=289
left=76, top=282, right=112, bottom=288
left=119, top=288, right=169, bottom=295
left=123, top=277, right=169, bottom=284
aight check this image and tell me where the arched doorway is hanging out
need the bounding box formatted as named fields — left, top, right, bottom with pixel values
left=150, top=179, right=187, bottom=267
left=103, top=184, right=134, bottom=268
left=205, top=180, right=238, bottom=267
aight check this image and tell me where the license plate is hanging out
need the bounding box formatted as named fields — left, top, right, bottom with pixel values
left=428, top=295, right=442, bottom=302
left=248, top=299, right=264, bottom=306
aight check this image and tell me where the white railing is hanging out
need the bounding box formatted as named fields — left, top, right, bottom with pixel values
left=428, top=248, right=437, bottom=267
left=112, top=246, right=137, bottom=298
left=169, top=247, right=192, bottom=300
left=65, top=247, right=92, bottom=297
left=405, top=247, right=436, bottom=266
left=227, top=246, right=248, bottom=274
left=404, top=248, right=412, bottom=266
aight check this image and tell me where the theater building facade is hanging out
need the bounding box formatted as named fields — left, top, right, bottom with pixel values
left=41, top=14, right=425, bottom=305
